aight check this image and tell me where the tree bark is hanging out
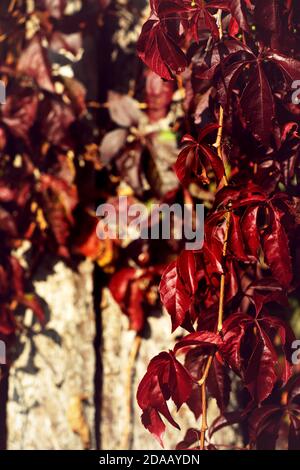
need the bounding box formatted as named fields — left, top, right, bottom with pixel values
left=6, top=259, right=96, bottom=450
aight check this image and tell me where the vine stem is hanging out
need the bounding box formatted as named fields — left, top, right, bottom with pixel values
left=214, top=6, right=231, bottom=333
left=198, top=9, right=232, bottom=450
left=198, top=205, right=231, bottom=449
left=217, top=206, right=232, bottom=333
left=121, top=334, right=142, bottom=449
left=200, top=383, right=208, bottom=449
left=213, top=9, right=228, bottom=188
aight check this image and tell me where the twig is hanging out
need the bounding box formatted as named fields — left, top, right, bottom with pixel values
left=200, top=383, right=208, bottom=450
left=198, top=354, right=213, bottom=386
left=198, top=9, right=232, bottom=450
left=197, top=203, right=232, bottom=448
left=213, top=9, right=228, bottom=188
left=198, top=176, right=232, bottom=450
left=216, top=8, right=223, bottom=39
left=217, top=205, right=232, bottom=333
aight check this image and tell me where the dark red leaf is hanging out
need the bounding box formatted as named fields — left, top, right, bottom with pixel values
left=262, top=204, right=293, bottom=288
left=137, top=18, right=187, bottom=80
left=159, top=250, right=197, bottom=331
left=229, top=0, right=250, bottom=32
left=137, top=351, right=193, bottom=444
left=17, top=35, right=55, bottom=92
left=241, top=205, right=261, bottom=259
left=240, top=62, right=275, bottom=146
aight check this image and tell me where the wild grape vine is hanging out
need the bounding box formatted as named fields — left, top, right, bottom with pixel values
left=136, top=0, right=300, bottom=450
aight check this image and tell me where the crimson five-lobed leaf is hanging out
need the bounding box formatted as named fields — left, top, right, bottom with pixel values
left=136, top=351, right=193, bottom=445
left=174, top=123, right=225, bottom=186
left=137, top=0, right=188, bottom=80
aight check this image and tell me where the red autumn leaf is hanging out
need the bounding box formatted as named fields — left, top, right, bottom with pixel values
left=2, top=90, right=39, bottom=143
left=37, top=174, right=78, bottom=257
left=17, top=35, right=55, bottom=93
left=207, top=355, right=231, bottom=413
left=0, top=306, right=16, bottom=336
left=228, top=16, right=240, bottom=37
left=222, top=311, right=294, bottom=403
left=203, top=210, right=228, bottom=277
left=240, top=205, right=261, bottom=259
left=240, top=60, right=275, bottom=147
left=265, top=51, right=300, bottom=82
left=229, top=0, right=251, bottom=32
left=245, top=279, right=288, bottom=316
left=184, top=347, right=230, bottom=415
left=188, top=0, right=230, bottom=42
left=250, top=405, right=283, bottom=449
left=212, top=43, right=300, bottom=145
left=174, top=124, right=225, bottom=186
left=110, top=266, right=163, bottom=332
left=174, top=330, right=223, bottom=354
left=9, top=256, right=25, bottom=299
left=39, top=97, right=75, bottom=146
left=109, top=267, right=147, bottom=333
left=262, top=203, right=293, bottom=289
left=209, top=410, right=246, bottom=440
left=137, top=1, right=188, bottom=80
left=228, top=212, right=248, bottom=261
left=0, top=206, right=18, bottom=237
left=72, top=212, right=112, bottom=262
left=137, top=351, right=193, bottom=445
left=133, top=0, right=300, bottom=450
left=254, top=0, right=279, bottom=33
left=176, top=428, right=201, bottom=450
left=277, top=123, right=300, bottom=185
left=1, top=0, right=299, bottom=453
left=244, top=331, right=278, bottom=404
left=214, top=185, right=294, bottom=286
left=249, top=375, right=300, bottom=450
left=159, top=250, right=197, bottom=331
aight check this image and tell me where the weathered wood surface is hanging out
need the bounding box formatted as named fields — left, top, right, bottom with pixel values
left=100, top=289, right=241, bottom=450
left=6, top=259, right=96, bottom=450
left=5, top=264, right=240, bottom=450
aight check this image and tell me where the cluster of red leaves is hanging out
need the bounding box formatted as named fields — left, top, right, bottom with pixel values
left=0, top=1, right=182, bottom=351
left=0, top=0, right=105, bottom=343
left=137, top=0, right=300, bottom=450
left=1, top=0, right=300, bottom=451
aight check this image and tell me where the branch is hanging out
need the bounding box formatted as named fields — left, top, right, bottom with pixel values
left=198, top=9, right=232, bottom=450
